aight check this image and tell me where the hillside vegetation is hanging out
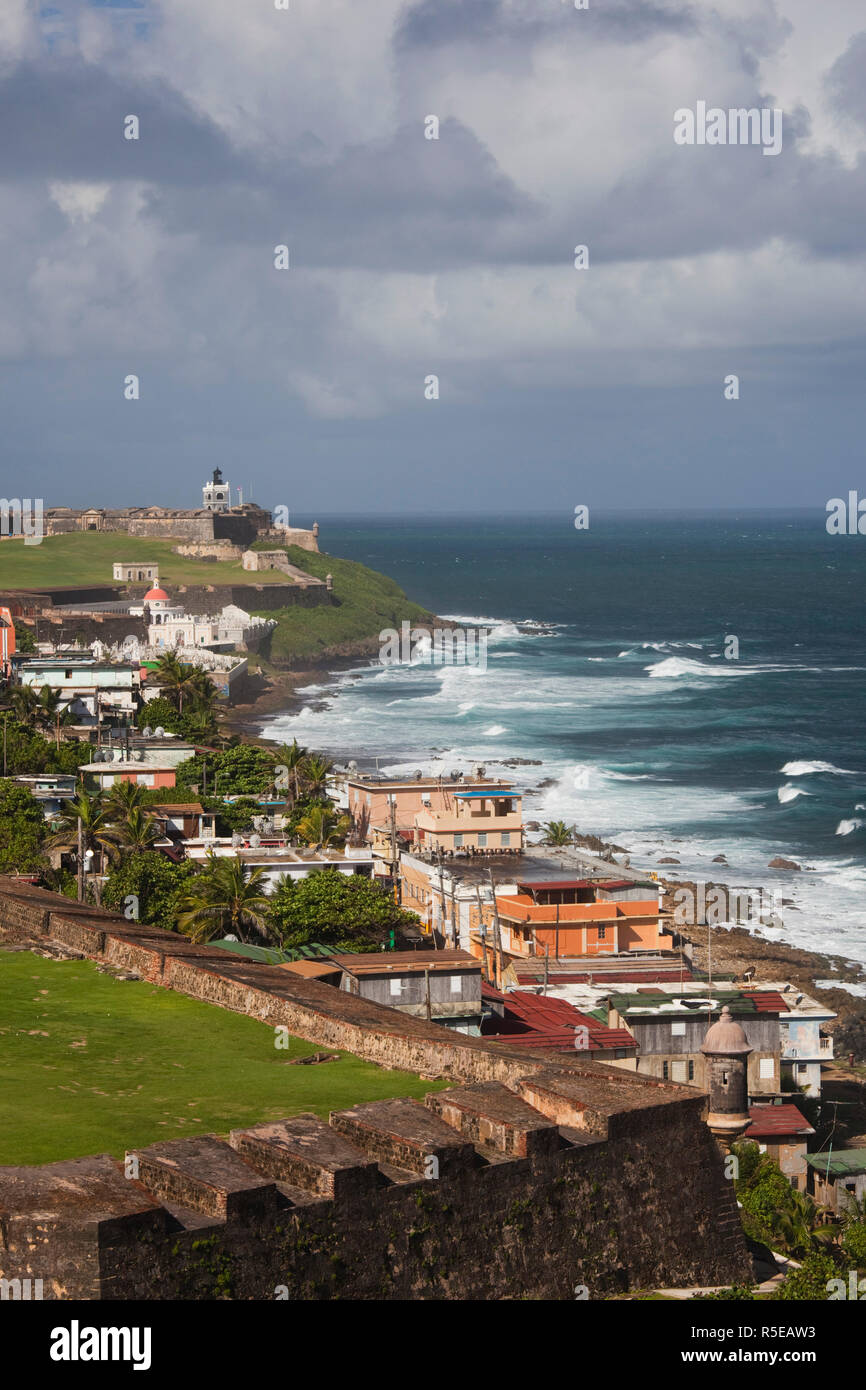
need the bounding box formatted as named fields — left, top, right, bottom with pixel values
left=257, top=546, right=434, bottom=664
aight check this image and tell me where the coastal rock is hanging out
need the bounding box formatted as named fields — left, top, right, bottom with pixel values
left=712, top=855, right=728, bottom=864
left=525, top=820, right=541, bottom=832
left=657, top=856, right=681, bottom=865
left=768, top=857, right=801, bottom=871
left=501, top=757, right=543, bottom=767
left=536, top=778, right=557, bottom=789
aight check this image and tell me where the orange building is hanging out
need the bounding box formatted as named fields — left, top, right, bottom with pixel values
left=469, top=878, right=673, bottom=972
left=0, top=606, right=15, bottom=676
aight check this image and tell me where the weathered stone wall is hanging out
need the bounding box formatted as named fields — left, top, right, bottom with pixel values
left=172, top=583, right=333, bottom=614
left=0, top=881, right=753, bottom=1300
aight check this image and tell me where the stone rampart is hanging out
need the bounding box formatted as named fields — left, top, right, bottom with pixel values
left=0, top=880, right=752, bottom=1300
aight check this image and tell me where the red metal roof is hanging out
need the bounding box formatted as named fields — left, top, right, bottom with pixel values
left=745, top=1104, right=814, bottom=1139
left=483, top=989, right=636, bottom=1053
left=741, top=990, right=788, bottom=1014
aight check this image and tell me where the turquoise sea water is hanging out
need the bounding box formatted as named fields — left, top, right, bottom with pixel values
left=265, top=512, right=866, bottom=970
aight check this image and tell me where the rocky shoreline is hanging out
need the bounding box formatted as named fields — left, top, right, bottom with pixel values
left=218, top=652, right=866, bottom=1060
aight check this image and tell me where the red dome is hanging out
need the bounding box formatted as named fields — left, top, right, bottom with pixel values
left=143, top=586, right=168, bottom=602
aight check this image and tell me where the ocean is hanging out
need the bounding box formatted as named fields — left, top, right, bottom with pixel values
left=262, top=512, right=866, bottom=972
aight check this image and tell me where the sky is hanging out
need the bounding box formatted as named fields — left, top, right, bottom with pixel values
left=1, top=0, right=865, bottom=514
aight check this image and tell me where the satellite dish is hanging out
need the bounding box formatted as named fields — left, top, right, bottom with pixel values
left=133, top=749, right=144, bottom=762
left=231, top=833, right=243, bottom=847
left=142, top=726, right=153, bottom=738
left=450, top=770, right=460, bottom=780
left=224, top=934, right=238, bottom=943
left=415, top=769, right=423, bottom=779
left=249, top=833, right=261, bottom=848
left=348, top=760, right=358, bottom=771
left=154, top=727, right=165, bottom=738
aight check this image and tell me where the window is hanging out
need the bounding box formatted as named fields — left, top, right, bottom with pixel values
left=688, top=1060, right=695, bottom=1081
left=454, top=834, right=463, bottom=848
left=597, top=926, right=606, bottom=940
left=501, top=832, right=511, bottom=847
left=797, top=1063, right=808, bottom=1075
left=450, top=975, right=461, bottom=995
left=662, top=1062, right=669, bottom=1080
left=759, top=1058, right=775, bottom=1079
left=389, top=978, right=402, bottom=996
left=671, top=1021, right=686, bottom=1036
left=477, top=833, right=487, bottom=848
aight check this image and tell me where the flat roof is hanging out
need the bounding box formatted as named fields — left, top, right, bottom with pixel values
left=331, top=949, right=478, bottom=976
left=806, top=1149, right=866, bottom=1178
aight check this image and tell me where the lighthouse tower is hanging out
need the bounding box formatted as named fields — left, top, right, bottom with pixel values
left=203, top=467, right=231, bottom=512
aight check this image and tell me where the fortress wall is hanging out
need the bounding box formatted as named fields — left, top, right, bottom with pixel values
left=0, top=880, right=753, bottom=1300
left=173, top=583, right=333, bottom=613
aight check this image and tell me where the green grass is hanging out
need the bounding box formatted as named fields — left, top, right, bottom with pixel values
left=0, top=532, right=435, bottom=666
left=258, top=546, right=433, bottom=664
left=0, top=533, right=294, bottom=588
left=0, top=953, right=448, bottom=1165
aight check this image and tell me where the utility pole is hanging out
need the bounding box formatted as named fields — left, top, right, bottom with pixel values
left=77, top=817, right=84, bottom=902
left=389, top=796, right=399, bottom=905
left=543, top=942, right=550, bottom=996
left=475, top=883, right=489, bottom=983
left=2, top=712, right=6, bottom=777
left=449, top=877, right=458, bottom=949
left=435, top=859, right=446, bottom=951
left=424, top=968, right=432, bottom=1021
left=486, top=867, right=504, bottom=990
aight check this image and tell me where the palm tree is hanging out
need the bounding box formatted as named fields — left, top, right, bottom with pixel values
left=7, top=685, right=39, bottom=723
left=187, top=668, right=218, bottom=711
left=295, top=805, right=351, bottom=849
left=176, top=855, right=272, bottom=944
left=47, top=791, right=122, bottom=873
left=105, top=779, right=146, bottom=820
left=774, top=1190, right=835, bottom=1257
left=542, top=820, right=575, bottom=847
left=35, top=685, right=74, bottom=743
left=114, top=806, right=163, bottom=854
left=183, top=709, right=219, bottom=744
left=153, top=653, right=197, bottom=715
left=274, top=739, right=308, bottom=803
left=301, top=752, right=334, bottom=799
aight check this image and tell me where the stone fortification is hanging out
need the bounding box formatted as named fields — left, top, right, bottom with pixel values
left=0, top=881, right=751, bottom=1300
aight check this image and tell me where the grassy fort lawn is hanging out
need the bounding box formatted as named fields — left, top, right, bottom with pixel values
left=0, top=954, right=447, bottom=1166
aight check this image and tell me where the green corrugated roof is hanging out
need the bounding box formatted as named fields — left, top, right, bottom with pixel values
left=610, top=990, right=757, bottom=1016
left=805, top=1149, right=866, bottom=1178
left=211, top=939, right=333, bottom=964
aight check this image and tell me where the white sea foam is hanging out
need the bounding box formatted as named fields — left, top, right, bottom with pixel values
left=778, top=785, right=810, bottom=803
left=481, top=724, right=508, bottom=736
left=780, top=760, right=856, bottom=776
left=646, top=656, right=738, bottom=679
left=836, top=819, right=864, bottom=836
left=815, top=979, right=866, bottom=999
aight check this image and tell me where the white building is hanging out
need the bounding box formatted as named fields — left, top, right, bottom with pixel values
left=141, top=584, right=274, bottom=653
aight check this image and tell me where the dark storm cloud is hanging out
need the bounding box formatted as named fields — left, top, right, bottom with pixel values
left=826, top=31, right=866, bottom=129
left=144, top=118, right=539, bottom=269
left=395, top=0, right=697, bottom=51
left=0, top=60, right=244, bottom=183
